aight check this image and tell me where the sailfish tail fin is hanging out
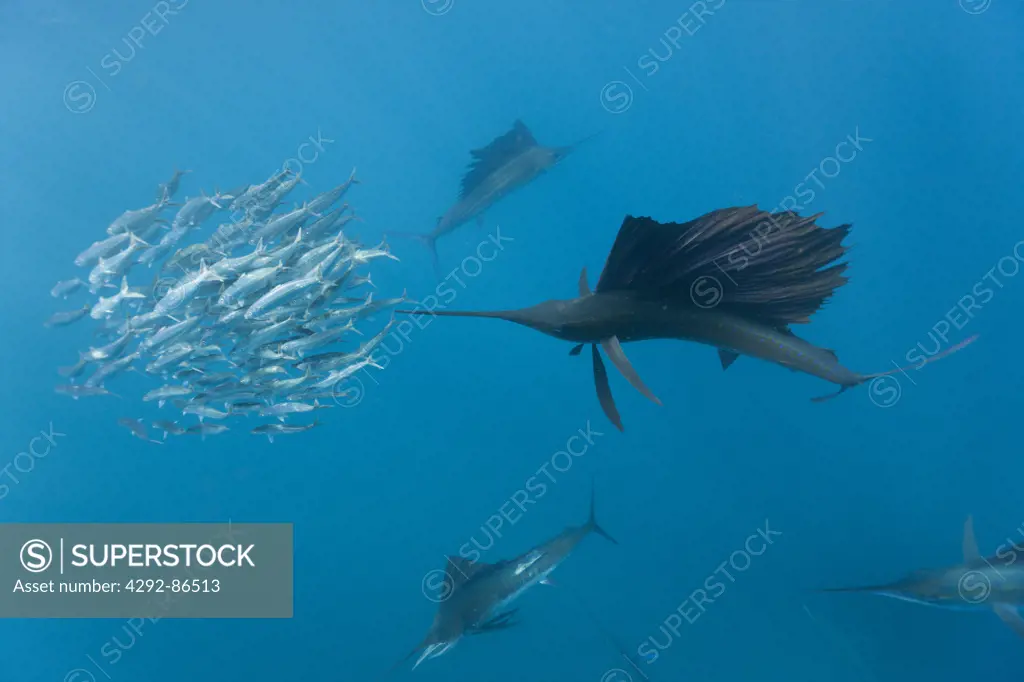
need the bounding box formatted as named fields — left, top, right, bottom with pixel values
left=595, top=207, right=851, bottom=328
left=812, top=334, right=981, bottom=403
left=387, top=228, right=440, bottom=279
left=586, top=477, right=619, bottom=544
left=863, top=335, right=979, bottom=383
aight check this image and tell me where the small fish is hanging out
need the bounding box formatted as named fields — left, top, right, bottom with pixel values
left=153, top=261, right=224, bottom=316
left=182, top=404, right=231, bottom=422
left=218, top=263, right=283, bottom=308
left=44, top=305, right=91, bottom=328
left=239, top=365, right=288, bottom=384
left=163, top=243, right=213, bottom=273
left=173, top=366, right=206, bottom=382
left=75, top=232, right=132, bottom=268
left=266, top=368, right=313, bottom=393
left=57, top=353, right=91, bottom=379
left=244, top=264, right=326, bottom=320
left=106, top=197, right=173, bottom=236
left=350, top=239, right=399, bottom=266
left=88, top=330, right=135, bottom=361
left=306, top=167, right=359, bottom=215
left=143, top=385, right=193, bottom=408
left=85, top=352, right=140, bottom=388
left=145, top=344, right=193, bottom=373
left=172, top=191, right=231, bottom=230
left=118, top=418, right=163, bottom=444
left=258, top=400, right=323, bottom=421
left=139, top=315, right=203, bottom=353
left=156, top=168, right=192, bottom=202
left=346, top=273, right=374, bottom=289
left=55, top=384, right=119, bottom=400
left=309, top=356, right=383, bottom=390
left=50, top=278, right=85, bottom=299
left=227, top=401, right=264, bottom=415
left=89, top=233, right=151, bottom=292
left=152, top=420, right=187, bottom=439
left=90, top=276, right=146, bottom=320
left=184, top=423, right=230, bottom=440
left=250, top=420, right=320, bottom=443
left=249, top=203, right=317, bottom=245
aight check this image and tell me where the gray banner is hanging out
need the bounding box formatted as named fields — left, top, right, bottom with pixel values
left=0, top=523, right=292, bottom=618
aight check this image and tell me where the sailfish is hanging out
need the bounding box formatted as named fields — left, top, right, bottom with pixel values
left=378, top=484, right=617, bottom=677
left=821, top=516, right=1024, bottom=639
left=393, top=119, right=595, bottom=275
left=398, top=206, right=978, bottom=431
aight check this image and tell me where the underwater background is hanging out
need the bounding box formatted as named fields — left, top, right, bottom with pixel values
left=2, top=0, right=1023, bottom=680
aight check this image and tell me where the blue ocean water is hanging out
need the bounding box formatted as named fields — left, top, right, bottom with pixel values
left=2, top=0, right=1023, bottom=680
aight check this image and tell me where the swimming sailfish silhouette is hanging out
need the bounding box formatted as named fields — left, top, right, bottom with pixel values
left=398, top=206, right=977, bottom=430
left=392, top=119, right=597, bottom=275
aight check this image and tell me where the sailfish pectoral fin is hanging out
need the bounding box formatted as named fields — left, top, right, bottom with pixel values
left=810, top=385, right=850, bottom=403
left=569, top=344, right=584, bottom=356
left=600, top=336, right=662, bottom=406
left=471, top=609, right=520, bottom=634
left=592, top=344, right=624, bottom=432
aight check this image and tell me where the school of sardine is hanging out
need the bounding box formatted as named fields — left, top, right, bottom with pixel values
left=47, top=167, right=407, bottom=443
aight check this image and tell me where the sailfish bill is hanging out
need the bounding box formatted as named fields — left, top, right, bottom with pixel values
left=388, top=119, right=598, bottom=277
left=822, top=516, right=1024, bottom=639
left=397, top=206, right=978, bottom=431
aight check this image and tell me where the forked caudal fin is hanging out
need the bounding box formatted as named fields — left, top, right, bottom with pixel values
left=810, top=335, right=980, bottom=403
left=587, top=478, right=618, bottom=545
left=387, top=230, right=440, bottom=279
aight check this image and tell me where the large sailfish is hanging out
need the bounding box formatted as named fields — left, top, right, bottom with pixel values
left=398, top=206, right=977, bottom=430
left=394, top=120, right=595, bottom=275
